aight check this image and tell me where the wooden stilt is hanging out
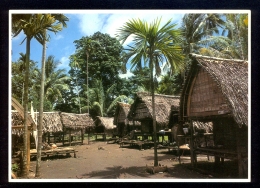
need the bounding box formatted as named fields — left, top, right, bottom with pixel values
left=69, top=129, right=71, bottom=146
left=62, top=131, right=64, bottom=146
left=236, top=127, right=243, bottom=178
left=190, top=120, right=194, bottom=167
left=81, top=129, right=83, bottom=144
left=88, top=127, right=90, bottom=145
left=27, top=130, right=30, bottom=172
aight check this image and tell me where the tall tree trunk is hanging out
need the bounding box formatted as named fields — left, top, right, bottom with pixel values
left=150, top=55, right=158, bottom=167
left=22, top=36, right=31, bottom=177
left=36, top=30, right=47, bottom=177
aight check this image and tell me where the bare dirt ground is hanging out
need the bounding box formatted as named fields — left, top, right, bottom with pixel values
left=21, top=139, right=242, bottom=181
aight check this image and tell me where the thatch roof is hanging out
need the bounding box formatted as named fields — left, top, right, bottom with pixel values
left=11, top=97, right=36, bottom=129
left=35, top=112, right=63, bottom=133
left=60, top=112, right=94, bottom=129
left=11, top=110, right=25, bottom=135
left=128, top=92, right=180, bottom=126
left=180, top=53, right=248, bottom=126
left=96, top=116, right=116, bottom=130
left=113, top=102, right=131, bottom=125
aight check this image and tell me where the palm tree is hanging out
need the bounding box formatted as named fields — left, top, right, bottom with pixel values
left=70, top=55, right=82, bottom=113
left=34, top=55, right=70, bottom=109
left=222, top=14, right=248, bottom=60
left=181, top=13, right=227, bottom=57
left=117, top=17, right=184, bottom=166
left=12, top=14, right=62, bottom=177
left=36, top=14, right=68, bottom=177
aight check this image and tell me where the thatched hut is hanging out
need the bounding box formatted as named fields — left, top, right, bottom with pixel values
left=95, top=116, right=116, bottom=135
left=113, top=102, right=140, bottom=137
left=179, top=53, right=248, bottom=177
left=128, top=92, right=180, bottom=133
left=36, top=112, right=63, bottom=133
left=11, top=97, right=37, bottom=170
left=60, top=112, right=94, bottom=145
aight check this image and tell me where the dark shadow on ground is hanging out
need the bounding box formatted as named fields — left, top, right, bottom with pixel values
left=181, top=160, right=246, bottom=179
left=81, top=165, right=150, bottom=179
left=80, top=164, right=212, bottom=179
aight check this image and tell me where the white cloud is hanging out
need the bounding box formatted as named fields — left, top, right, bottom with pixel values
left=54, top=34, right=64, bottom=40
left=76, top=11, right=184, bottom=47
left=59, top=56, right=70, bottom=71
left=119, top=69, right=134, bottom=79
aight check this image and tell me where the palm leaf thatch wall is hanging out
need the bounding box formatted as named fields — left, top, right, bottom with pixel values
left=11, top=110, right=26, bottom=136
left=113, top=102, right=140, bottom=136
left=60, top=112, right=94, bottom=130
left=128, top=92, right=180, bottom=132
left=114, top=102, right=131, bottom=125
left=180, top=53, right=248, bottom=127
left=179, top=54, right=248, bottom=177
left=11, top=97, right=36, bottom=131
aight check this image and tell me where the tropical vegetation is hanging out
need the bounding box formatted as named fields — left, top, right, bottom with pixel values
left=11, top=13, right=248, bottom=177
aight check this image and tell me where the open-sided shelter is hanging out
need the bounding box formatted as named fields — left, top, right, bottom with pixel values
left=179, top=53, right=248, bottom=177
left=128, top=92, right=180, bottom=133
left=60, top=112, right=94, bottom=145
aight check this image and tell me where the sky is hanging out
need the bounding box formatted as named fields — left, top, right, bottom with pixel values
left=10, top=10, right=249, bottom=78
left=10, top=10, right=186, bottom=78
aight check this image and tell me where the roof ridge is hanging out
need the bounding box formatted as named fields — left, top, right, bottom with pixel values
left=189, top=53, right=248, bottom=63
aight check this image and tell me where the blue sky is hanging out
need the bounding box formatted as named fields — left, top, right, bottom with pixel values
left=10, top=10, right=185, bottom=78
left=11, top=10, right=248, bottom=78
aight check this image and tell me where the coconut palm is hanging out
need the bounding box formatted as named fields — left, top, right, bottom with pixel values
left=181, top=13, right=226, bottom=56
left=12, top=14, right=62, bottom=177
left=117, top=17, right=184, bottom=166
left=34, top=55, right=70, bottom=109
left=222, top=14, right=248, bottom=60
left=36, top=14, right=69, bottom=177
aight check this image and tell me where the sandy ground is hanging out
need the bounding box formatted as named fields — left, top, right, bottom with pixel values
left=14, top=139, right=244, bottom=181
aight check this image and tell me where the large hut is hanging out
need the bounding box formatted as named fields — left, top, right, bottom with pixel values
left=128, top=92, right=180, bottom=134
left=59, top=112, right=94, bottom=145
left=179, top=53, right=248, bottom=177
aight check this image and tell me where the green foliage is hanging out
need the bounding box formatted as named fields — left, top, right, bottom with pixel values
left=157, top=72, right=183, bottom=95
left=11, top=53, right=38, bottom=107
left=117, top=17, right=185, bottom=167
left=68, top=32, right=125, bottom=116
left=35, top=56, right=70, bottom=111
left=12, top=163, right=20, bottom=172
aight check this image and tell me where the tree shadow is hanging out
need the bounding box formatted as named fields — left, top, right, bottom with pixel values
left=81, top=165, right=151, bottom=179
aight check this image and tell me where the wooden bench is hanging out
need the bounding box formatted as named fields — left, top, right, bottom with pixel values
left=30, top=147, right=78, bottom=159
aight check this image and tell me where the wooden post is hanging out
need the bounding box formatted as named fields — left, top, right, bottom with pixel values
left=236, top=127, right=243, bottom=178
left=69, top=129, right=71, bottom=146
left=81, top=129, right=83, bottom=144
left=48, top=132, right=50, bottom=144
left=88, top=127, right=90, bottom=145
left=189, top=120, right=194, bottom=167
left=62, top=131, right=64, bottom=146
left=27, top=130, right=30, bottom=172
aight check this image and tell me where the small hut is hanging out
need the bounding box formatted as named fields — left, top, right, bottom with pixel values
left=128, top=92, right=180, bottom=133
left=179, top=53, right=248, bottom=177
left=60, top=112, right=94, bottom=145
left=113, top=102, right=140, bottom=137
left=34, top=112, right=63, bottom=144
left=94, top=116, right=116, bottom=140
